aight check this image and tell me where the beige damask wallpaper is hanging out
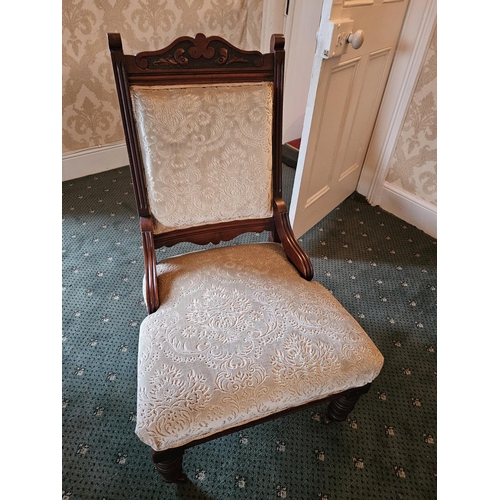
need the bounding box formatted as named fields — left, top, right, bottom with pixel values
left=385, top=26, right=437, bottom=206
left=62, top=0, right=264, bottom=154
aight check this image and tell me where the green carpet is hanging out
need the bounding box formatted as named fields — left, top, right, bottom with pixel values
left=62, top=165, right=437, bottom=499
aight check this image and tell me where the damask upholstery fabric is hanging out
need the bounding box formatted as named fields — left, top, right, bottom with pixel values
left=136, top=243, right=384, bottom=451
left=130, top=83, right=274, bottom=233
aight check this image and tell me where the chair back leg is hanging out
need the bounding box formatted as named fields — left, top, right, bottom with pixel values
left=152, top=447, right=188, bottom=484
left=325, top=383, right=372, bottom=424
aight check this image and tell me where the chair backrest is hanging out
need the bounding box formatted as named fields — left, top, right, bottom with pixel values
left=109, top=33, right=284, bottom=238
left=108, top=33, right=312, bottom=313
left=130, top=81, right=274, bottom=233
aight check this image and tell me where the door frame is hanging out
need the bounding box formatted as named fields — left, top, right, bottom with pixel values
left=357, top=0, right=437, bottom=209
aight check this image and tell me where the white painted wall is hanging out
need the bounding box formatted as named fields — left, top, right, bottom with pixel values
left=260, top=0, right=286, bottom=53
left=282, top=0, right=323, bottom=144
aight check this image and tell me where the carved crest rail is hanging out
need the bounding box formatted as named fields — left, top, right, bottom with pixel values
left=134, top=33, right=265, bottom=70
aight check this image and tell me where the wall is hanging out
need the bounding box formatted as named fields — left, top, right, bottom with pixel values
left=281, top=0, right=322, bottom=144
left=356, top=0, right=437, bottom=238
left=62, top=0, right=263, bottom=157
left=385, top=26, right=437, bottom=206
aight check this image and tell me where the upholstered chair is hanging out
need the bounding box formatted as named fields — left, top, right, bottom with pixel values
left=108, top=32, right=384, bottom=484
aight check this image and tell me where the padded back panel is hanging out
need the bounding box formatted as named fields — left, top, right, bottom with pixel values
left=130, top=82, right=274, bottom=233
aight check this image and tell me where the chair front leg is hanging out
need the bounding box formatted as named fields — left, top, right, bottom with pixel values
left=324, top=383, right=372, bottom=424
left=151, top=447, right=188, bottom=484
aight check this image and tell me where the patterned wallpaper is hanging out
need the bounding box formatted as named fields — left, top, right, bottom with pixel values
left=385, top=26, right=437, bottom=206
left=62, top=0, right=264, bottom=154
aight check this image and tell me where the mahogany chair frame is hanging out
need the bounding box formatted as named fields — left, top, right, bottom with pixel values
left=108, top=32, right=371, bottom=484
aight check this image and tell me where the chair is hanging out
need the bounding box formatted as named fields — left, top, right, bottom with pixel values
left=108, top=32, right=384, bottom=484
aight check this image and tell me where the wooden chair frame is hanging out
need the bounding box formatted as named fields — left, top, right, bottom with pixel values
left=108, top=32, right=313, bottom=315
left=108, top=32, right=372, bottom=484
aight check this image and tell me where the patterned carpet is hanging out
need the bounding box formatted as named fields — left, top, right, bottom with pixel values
left=62, top=165, right=437, bottom=499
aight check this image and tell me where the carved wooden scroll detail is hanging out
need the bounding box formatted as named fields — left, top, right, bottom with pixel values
left=135, top=33, right=264, bottom=70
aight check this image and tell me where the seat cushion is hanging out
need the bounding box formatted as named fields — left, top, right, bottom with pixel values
left=136, top=243, right=384, bottom=451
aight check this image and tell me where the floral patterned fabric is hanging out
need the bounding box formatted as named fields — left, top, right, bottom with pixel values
left=130, top=82, right=274, bottom=233
left=386, top=27, right=437, bottom=205
left=136, top=243, right=384, bottom=451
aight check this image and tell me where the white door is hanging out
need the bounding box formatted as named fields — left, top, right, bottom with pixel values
left=289, top=0, right=409, bottom=238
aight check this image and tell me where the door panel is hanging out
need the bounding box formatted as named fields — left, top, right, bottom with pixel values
left=289, top=0, right=409, bottom=237
left=306, top=59, right=359, bottom=206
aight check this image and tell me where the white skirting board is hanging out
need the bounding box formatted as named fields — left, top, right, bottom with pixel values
left=378, top=182, right=436, bottom=239
left=62, top=142, right=129, bottom=181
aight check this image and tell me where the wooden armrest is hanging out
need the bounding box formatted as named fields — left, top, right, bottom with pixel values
left=273, top=199, right=314, bottom=280
left=140, top=217, right=160, bottom=313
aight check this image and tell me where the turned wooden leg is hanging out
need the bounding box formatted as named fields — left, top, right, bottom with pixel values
left=151, top=447, right=188, bottom=484
left=324, top=383, right=372, bottom=424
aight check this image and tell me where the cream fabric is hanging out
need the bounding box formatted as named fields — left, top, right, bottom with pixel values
left=130, top=83, right=274, bottom=233
left=136, top=243, right=384, bottom=451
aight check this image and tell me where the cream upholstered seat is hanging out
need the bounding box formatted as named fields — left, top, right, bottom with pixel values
left=108, top=32, right=384, bottom=484
left=137, top=243, right=383, bottom=451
